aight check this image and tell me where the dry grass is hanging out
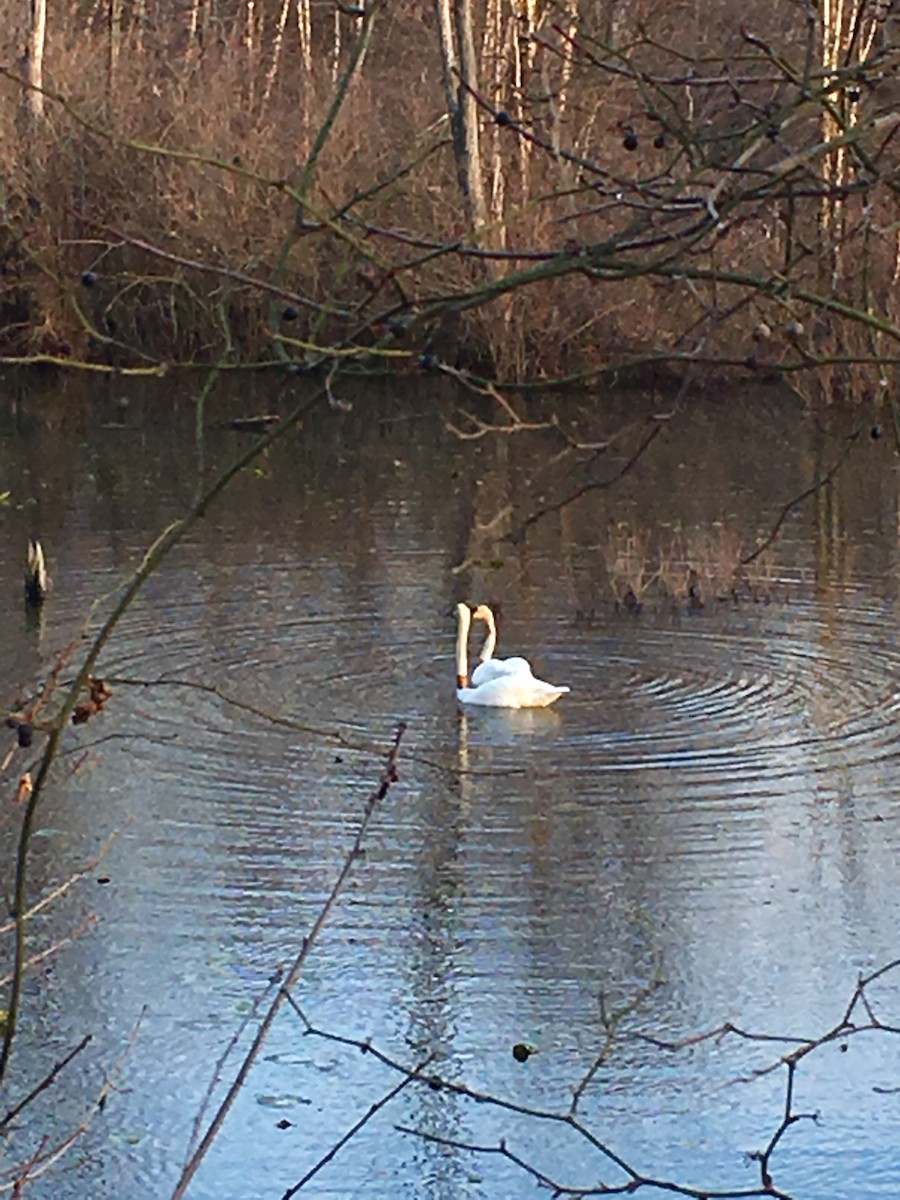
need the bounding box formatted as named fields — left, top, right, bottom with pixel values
left=0, top=2, right=896, bottom=381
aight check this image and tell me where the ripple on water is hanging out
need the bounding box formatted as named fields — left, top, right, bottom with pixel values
left=524, top=599, right=900, bottom=793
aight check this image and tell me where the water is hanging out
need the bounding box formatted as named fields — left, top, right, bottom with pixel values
left=1, top=374, right=899, bottom=1198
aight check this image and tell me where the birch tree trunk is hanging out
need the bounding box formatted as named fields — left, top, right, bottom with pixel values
left=25, top=0, right=47, bottom=120
left=331, top=3, right=342, bottom=82
left=455, top=0, right=489, bottom=231
left=297, top=0, right=312, bottom=73
left=108, top=0, right=123, bottom=103
left=188, top=0, right=204, bottom=58
left=263, top=0, right=293, bottom=107
left=819, top=0, right=886, bottom=286
left=129, top=0, right=146, bottom=55
left=483, top=0, right=506, bottom=231
left=433, top=0, right=489, bottom=234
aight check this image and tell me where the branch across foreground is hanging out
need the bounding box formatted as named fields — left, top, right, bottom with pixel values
left=284, top=960, right=900, bottom=1199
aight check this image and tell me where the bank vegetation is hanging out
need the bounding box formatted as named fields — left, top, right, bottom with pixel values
left=0, top=0, right=896, bottom=399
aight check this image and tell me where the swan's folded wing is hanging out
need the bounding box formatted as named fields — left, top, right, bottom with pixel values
left=470, top=655, right=534, bottom=686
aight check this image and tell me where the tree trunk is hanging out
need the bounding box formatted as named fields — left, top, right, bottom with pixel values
left=297, top=0, right=312, bottom=73
left=25, top=0, right=47, bottom=120
left=455, top=0, right=490, bottom=231
left=108, top=0, right=123, bottom=103
left=432, top=0, right=489, bottom=235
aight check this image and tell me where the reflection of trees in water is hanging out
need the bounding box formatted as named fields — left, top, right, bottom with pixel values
left=601, top=519, right=785, bottom=610
left=445, top=385, right=895, bottom=623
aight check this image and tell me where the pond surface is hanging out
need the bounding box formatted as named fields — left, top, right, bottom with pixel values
left=1, top=374, right=900, bottom=1199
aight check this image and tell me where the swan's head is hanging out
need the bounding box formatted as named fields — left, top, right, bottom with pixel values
left=472, top=604, right=495, bottom=625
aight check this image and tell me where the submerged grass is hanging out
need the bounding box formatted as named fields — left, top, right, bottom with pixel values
left=603, top=521, right=786, bottom=611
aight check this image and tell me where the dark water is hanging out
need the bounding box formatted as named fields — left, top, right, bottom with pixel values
left=1, top=374, right=899, bottom=1198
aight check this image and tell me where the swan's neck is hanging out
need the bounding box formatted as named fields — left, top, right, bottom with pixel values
left=478, top=612, right=497, bottom=663
left=455, top=609, right=470, bottom=688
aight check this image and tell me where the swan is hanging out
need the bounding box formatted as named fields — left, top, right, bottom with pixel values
left=470, top=603, right=532, bottom=685
left=455, top=603, right=570, bottom=709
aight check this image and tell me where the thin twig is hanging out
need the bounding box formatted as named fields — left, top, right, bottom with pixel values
left=511, top=419, right=666, bottom=542
left=281, top=1059, right=430, bottom=1198
left=0, top=823, right=131, bottom=937
left=570, top=979, right=664, bottom=1115
left=0, top=1035, right=92, bottom=1130
left=741, top=429, right=860, bottom=565
left=171, top=723, right=407, bottom=1199
left=183, top=968, right=285, bottom=1161
left=0, top=915, right=98, bottom=990
left=0, top=1010, right=144, bottom=1193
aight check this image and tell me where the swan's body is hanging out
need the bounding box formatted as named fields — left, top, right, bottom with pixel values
left=458, top=672, right=571, bottom=709
left=455, top=603, right=569, bottom=709
left=470, top=604, right=533, bottom=685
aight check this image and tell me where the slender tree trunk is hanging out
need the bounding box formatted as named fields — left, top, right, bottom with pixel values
left=25, top=0, right=47, bottom=120
left=433, top=0, right=459, bottom=145
left=245, top=0, right=258, bottom=107
left=483, top=0, right=505, bottom=230
left=331, top=3, right=342, bottom=82
left=818, top=0, right=883, bottom=287
left=188, top=0, right=203, bottom=58
left=263, top=0, right=293, bottom=106
left=297, top=0, right=312, bottom=73
left=129, top=0, right=146, bottom=55
left=108, top=0, right=123, bottom=104
left=455, top=0, right=490, bottom=230
left=295, top=0, right=311, bottom=142
left=510, top=0, right=533, bottom=202
left=433, top=0, right=489, bottom=234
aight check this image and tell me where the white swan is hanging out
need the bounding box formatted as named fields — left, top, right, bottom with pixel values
left=470, top=604, right=532, bottom=685
left=455, top=603, right=570, bottom=709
